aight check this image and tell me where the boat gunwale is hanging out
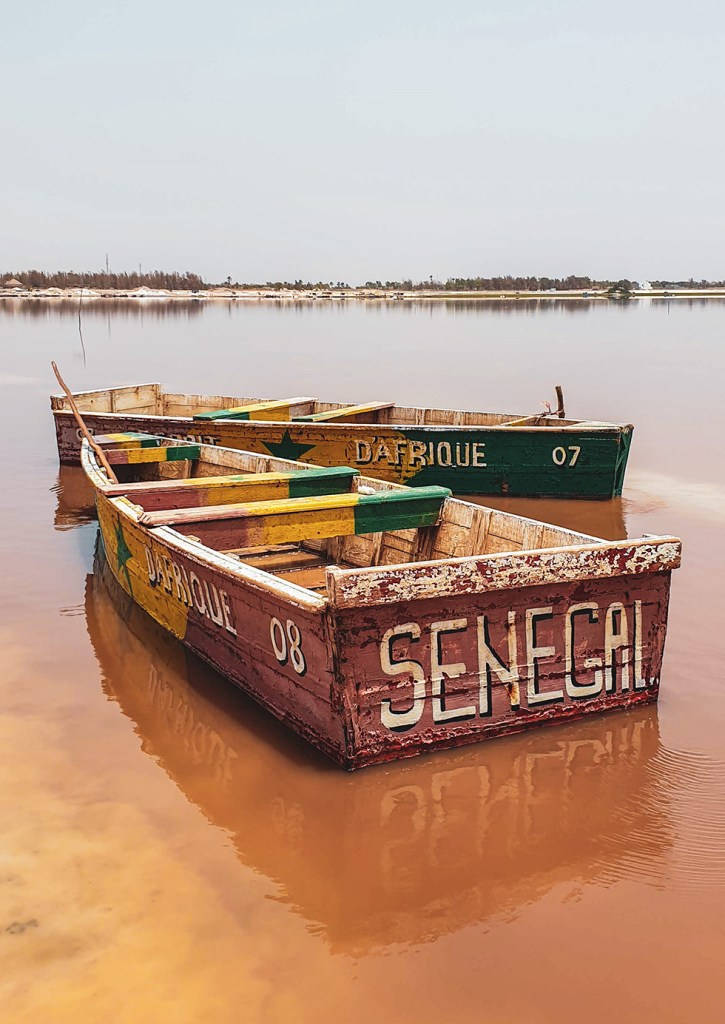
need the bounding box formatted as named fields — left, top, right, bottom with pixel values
left=81, top=443, right=328, bottom=613
left=81, top=439, right=681, bottom=612
left=325, top=534, right=682, bottom=609
left=52, top=385, right=633, bottom=433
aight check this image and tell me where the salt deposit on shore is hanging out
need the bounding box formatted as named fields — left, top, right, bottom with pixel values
left=2, top=284, right=725, bottom=301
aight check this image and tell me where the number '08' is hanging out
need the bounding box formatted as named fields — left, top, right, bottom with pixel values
left=270, top=617, right=307, bottom=675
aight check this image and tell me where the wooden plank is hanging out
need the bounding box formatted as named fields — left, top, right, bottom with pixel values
left=150, top=486, right=451, bottom=549
left=110, top=384, right=160, bottom=412
left=334, top=569, right=673, bottom=767
left=105, top=444, right=201, bottom=465
left=193, top=397, right=315, bottom=421
left=326, top=536, right=682, bottom=608
left=294, top=401, right=394, bottom=423
left=274, top=566, right=329, bottom=589
left=144, top=485, right=449, bottom=529
left=95, top=432, right=165, bottom=449
left=104, top=466, right=358, bottom=509
left=240, top=549, right=327, bottom=571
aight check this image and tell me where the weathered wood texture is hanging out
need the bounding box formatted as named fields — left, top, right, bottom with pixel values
left=105, top=443, right=201, bottom=465
left=294, top=401, right=395, bottom=423
left=330, top=571, right=673, bottom=767
left=80, top=437, right=679, bottom=770
left=193, top=397, right=315, bottom=422
left=94, top=489, right=350, bottom=762
left=107, top=466, right=359, bottom=509
left=53, top=384, right=634, bottom=497
left=158, top=486, right=450, bottom=549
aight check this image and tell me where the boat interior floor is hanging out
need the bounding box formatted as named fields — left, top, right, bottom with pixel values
left=222, top=542, right=355, bottom=591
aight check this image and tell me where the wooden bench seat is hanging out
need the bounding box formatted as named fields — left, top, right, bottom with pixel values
left=293, top=401, right=394, bottom=423
left=142, top=486, right=451, bottom=549
left=106, top=466, right=359, bottom=508
left=93, top=431, right=166, bottom=449
left=104, top=443, right=201, bottom=466
left=192, top=397, right=314, bottom=422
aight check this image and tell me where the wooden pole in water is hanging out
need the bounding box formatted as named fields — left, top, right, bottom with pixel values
left=555, top=385, right=565, bottom=418
left=51, top=361, right=119, bottom=484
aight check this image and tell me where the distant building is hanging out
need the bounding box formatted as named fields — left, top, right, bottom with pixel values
left=3, top=277, right=25, bottom=289
left=638, top=281, right=653, bottom=290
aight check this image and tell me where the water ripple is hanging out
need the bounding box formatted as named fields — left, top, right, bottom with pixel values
left=594, top=746, right=725, bottom=891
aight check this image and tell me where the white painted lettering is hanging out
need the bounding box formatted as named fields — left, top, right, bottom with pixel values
left=526, top=606, right=561, bottom=704
left=221, top=591, right=237, bottom=635
left=355, top=441, right=373, bottom=464
left=565, top=602, right=603, bottom=698
left=477, top=611, right=520, bottom=713
left=436, top=441, right=453, bottom=467
left=203, top=580, right=224, bottom=626
left=380, top=623, right=426, bottom=731
left=430, top=619, right=474, bottom=722
left=633, top=600, right=647, bottom=688
left=472, top=442, right=487, bottom=467
left=604, top=602, right=629, bottom=691
left=145, top=546, right=156, bottom=583
left=171, top=561, right=188, bottom=604
left=408, top=441, right=428, bottom=469
left=189, top=572, right=207, bottom=615
left=454, top=442, right=471, bottom=467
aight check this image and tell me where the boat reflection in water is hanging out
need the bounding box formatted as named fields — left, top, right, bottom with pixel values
left=52, top=466, right=97, bottom=530
left=460, top=493, right=628, bottom=541
left=86, top=538, right=673, bottom=954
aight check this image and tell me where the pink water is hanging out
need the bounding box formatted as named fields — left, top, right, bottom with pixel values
left=1, top=297, right=723, bottom=1022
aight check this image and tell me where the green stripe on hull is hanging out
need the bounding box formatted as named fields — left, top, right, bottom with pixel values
left=612, top=425, right=634, bottom=497
left=360, top=428, right=632, bottom=498
left=81, top=414, right=633, bottom=498
left=353, top=486, right=450, bottom=534
left=165, top=444, right=202, bottom=461
left=287, top=466, right=359, bottom=498
left=194, top=410, right=251, bottom=421
left=94, top=432, right=166, bottom=448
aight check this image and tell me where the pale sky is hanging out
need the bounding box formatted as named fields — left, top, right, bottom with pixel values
left=2, top=0, right=724, bottom=283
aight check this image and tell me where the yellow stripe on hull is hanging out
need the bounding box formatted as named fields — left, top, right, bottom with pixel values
left=96, top=495, right=191, bottom=639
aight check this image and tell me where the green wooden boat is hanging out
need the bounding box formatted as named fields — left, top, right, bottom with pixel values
left=51, top=383, right=633, bottom=498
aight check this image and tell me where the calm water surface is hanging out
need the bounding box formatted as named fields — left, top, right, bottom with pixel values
left=1, top=298, right=723, bottom=1022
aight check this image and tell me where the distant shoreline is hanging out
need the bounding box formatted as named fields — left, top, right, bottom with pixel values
left=3, top=286, right=725, bottom=302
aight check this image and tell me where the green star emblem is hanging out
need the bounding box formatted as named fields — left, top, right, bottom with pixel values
left=114, top=517, right=134, bottom=595
left=262, top=430, right=315, bottom=461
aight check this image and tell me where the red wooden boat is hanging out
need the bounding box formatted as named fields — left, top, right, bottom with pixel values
left=80, top=431, right=681, bottom=769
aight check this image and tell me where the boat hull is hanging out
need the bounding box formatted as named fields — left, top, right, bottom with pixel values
left=56, top=410, right=632, bottom=498
left=94, top=490, right=349, bottom=764
left=330, top=570, right=672, bottom=769
left=93, top=481, right=676, bottom=769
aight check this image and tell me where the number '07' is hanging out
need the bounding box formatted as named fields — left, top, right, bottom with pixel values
left=270, top=617, right=307, bottom=675
left=552, top=445, right=581, bottom=467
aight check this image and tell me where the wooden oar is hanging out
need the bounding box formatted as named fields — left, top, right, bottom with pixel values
left=51, top=361, right=119, bottom=484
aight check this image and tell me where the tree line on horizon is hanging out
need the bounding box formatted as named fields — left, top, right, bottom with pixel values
left=4, top=270, right=725, bottom=291
left=2, top=269, right=206, bottom=291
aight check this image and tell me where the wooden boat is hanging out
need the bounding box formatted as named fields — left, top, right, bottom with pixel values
left=53, top=383, right=634, bottom=498
left=80, top=431, right=680, bottom=769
